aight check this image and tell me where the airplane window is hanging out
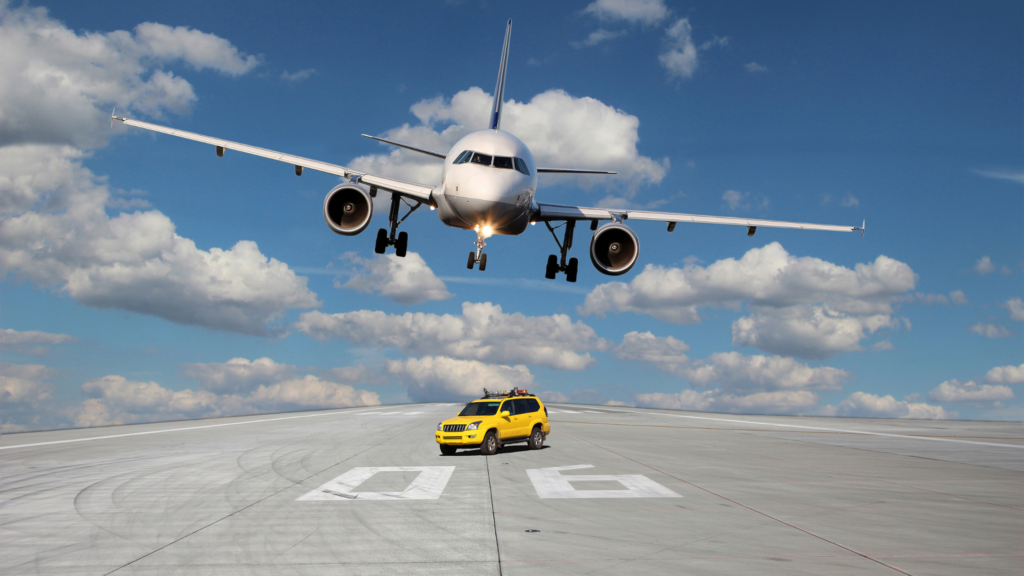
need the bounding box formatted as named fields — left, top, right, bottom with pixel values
left=493, top=156, right=514, bottom=169
left=471, top=152, right=493, bottom=166
left=454, top=150, right=472, bottom=164
left=514, top=157, right=531, bottom=175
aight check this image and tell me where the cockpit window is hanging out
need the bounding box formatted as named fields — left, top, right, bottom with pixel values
left=453, top=150, right=473, bottom=164
left=471, top=152, right=493, bottom=166
left=513, top=157, right=530, bottom=176
left=493, top=156, right=513, bottom=169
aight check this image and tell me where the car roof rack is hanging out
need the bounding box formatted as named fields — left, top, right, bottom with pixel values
left=481, top=387, right=532, bottom=399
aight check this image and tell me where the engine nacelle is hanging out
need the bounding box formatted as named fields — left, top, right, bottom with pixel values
left=323, top=183, right=373, bottom=236
left=590, top=223, right=640, bottom=276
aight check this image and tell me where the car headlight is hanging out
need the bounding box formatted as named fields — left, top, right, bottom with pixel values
left=466, top=421, right=482, bottom=431
left=437, top=422, right=443, bottom=431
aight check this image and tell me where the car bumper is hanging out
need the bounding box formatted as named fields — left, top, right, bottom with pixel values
left=436, top=432, right=484, bottom=446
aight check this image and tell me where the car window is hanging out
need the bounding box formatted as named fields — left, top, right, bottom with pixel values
left=493, top=156, right=513, bottom=169
left=471, top=152, right=492, bottom=166
left=459, top=401, right=501, bottom=416
left=512, top=398, right=530, bottom=414
left=500, top=400, right=515, bottom=415
left=513, top=157, right=530, bottom=176
left=525, top=398, right=540, bottom=413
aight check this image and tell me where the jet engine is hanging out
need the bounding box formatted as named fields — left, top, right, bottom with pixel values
left=590, top=223, right=640, bottom=276
left=323, top=183, right=373, bottom=236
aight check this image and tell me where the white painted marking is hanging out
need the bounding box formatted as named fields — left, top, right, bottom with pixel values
left=298, top=466, right=455, bottom=501
left=559, top=410, right=580, bottom=414
left=630, top=410, right=1024, bottom=449
left=582, top=410, right=602, bottom=413
left=0, top=407, right=383, bottom=451
left=405, top=412, right=424, bottom=415
left=526, top=465, right=680, bottom=499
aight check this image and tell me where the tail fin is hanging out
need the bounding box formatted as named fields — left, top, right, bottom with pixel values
left=489, top=19, right=512, bottom=130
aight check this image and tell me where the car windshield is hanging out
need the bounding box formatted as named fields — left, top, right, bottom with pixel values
left=459, top=401, right=502, bottom=416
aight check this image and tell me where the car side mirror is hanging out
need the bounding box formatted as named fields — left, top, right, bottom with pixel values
left=500, top=411, right=510, bottom=418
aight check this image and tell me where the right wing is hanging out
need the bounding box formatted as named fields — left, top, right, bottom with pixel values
left=113, top=116, right=435, bottom=203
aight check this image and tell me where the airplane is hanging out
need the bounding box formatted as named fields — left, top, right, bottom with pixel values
left=113, top=20, right=863, bottom=283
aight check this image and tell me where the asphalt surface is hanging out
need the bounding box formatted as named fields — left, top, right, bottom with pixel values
left=1, top=404, right=1021, bottom=575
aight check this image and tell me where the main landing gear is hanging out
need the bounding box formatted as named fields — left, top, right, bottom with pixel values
left=467, top=227, right=488, bottom=271
left=374, top=192, right=421, bottom=257
left=543, top=220, right=579, bottom=283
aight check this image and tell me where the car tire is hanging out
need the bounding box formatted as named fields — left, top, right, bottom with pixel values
left=528, top=426, right=544, bottom=450
left=440, top=444, right=456, bottom=456
left=480, top=430, right=498, bottom=455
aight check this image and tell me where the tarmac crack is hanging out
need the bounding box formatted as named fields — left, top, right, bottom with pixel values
left=485, top=452, right=504, bottom=576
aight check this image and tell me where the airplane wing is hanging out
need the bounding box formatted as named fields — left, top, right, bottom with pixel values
left=537, top=168, right=617, bottom=175
left=534, top=202, right=864, bottom=235
left=112, top=115, right=435, bottom=203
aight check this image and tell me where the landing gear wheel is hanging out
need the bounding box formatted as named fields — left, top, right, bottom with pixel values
left=545, top=254, right=558, bottom=279
left=480, top=431, right=498, bottom=455
left=395, top=231, right=408, bottom=257
left=467, top=251, right=476, bottom=269
left=440, top=444, right=456, bottom=456
left=479, top=253, right=487, bottom=272
left=374, top=229, right=388, bottom=254
left=566, top=257, right=579, bottom=283
left=528, top=426, right=544, bottom=450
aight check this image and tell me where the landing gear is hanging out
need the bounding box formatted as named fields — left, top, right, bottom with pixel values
left=543, top=220, right=580, bottom=282
left=467, top=229, right=488, bottom=271
left=374, top=193, right=420, bottom=256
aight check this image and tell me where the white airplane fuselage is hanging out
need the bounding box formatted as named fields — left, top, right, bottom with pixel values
left=434, top=129, right=538, bottom=237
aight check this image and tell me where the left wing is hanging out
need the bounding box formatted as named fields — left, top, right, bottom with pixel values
left=535, top=202, right=864, bottom=235
left=112, top=115, right=435, bottom=203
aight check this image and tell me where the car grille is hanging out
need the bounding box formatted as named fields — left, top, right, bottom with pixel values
left=443, top=436, right=461, bottom=440
left=443, top=424, right=466, bottom=432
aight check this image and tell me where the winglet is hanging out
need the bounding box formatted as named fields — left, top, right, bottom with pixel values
left=489, top=19, right=513, bottom=130
left=860, top=219, right=866, bottom=238
left=111, top=107, right=126, bottom=127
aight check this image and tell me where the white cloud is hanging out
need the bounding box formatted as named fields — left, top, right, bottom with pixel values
left=337, top=252, right=452, bottom=305
left=386, top=356, right=533, bottom=402
left=821, top=391, right=952, bottom=420
left=973, top=169, right=1024, bottom=185
left=179, top=357, right=297, bottom=394
left=841, top=194, right=860, bottom=207
left=1005, top=298, right=1024, bottom=321
left=928, top=379, right=1013, bottom=403
left=613, top=331, right=690, bottom=366
left=0, top=146, right=319, bottom=335
left=970, top=323, right=1011, bottom=339
left=635, top=389, right=820, bottom=415
left=245, top=376, right=380, bottom=413
left=294, top=302, right=608, bottom=370
left=0, top=328, right=75, bottom=356
left=871, top=340, right=894, bottom=351
left=0, top=362, right=59, bottom=432
left=950, top=290, right=969, bottom=305
left=974, top=256, right=995, bottom=274
left=581, top=243, right=914, bottom=358
left=0, top=4, right=257, bottom=149
left=583, top=0, right=669, bottom=25
left=571, top=28, right=628, bottom=48
left=659, top=18, right=699, bottom=79
left=984, top=363, right=1024, bottom=384
left=350, top=87, right=667, bottom=193
left=745, top=62, right=768, bottom=73
left=280, top=68, right=316, bottom=83
left=721, top=189, right=767, bottom=211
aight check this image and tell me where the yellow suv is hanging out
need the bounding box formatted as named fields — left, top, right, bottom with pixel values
left=436, top=389, right=550, bottom=455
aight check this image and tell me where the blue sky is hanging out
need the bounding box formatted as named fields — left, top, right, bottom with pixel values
left=1, top=0, right=1021, bottom=431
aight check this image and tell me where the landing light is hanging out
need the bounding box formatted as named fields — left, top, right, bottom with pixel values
left=482, top=225, right=493, bottom=237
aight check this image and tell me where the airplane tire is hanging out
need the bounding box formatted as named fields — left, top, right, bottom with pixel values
left=566, top=257, right=579, bottom=283
left=374, top=229, right=388, bottom=254
left=480, top=431, right=498, bottom=455
left=528, top=426, right=544, bottom=450
left=467, top=252, right=475, bottom=269
left=395, top=231, right=408, bottom=257
left=479, top=253, right=487, bottom=271
left=545, top=255, right=558, bottom=279
left=440, top=444, right=457, bottom=456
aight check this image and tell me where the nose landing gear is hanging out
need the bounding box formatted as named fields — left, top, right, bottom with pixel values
left=374, top=192, right=420, bottom=257
left=543, top=220, right=579, bottom=283
left=467, top=232, right=488, bottom=271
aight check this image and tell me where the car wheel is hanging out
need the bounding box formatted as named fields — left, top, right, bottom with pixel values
left=440, top=444, right=456, bottom=456
left=528, top=426, right=544, bottom=450
left=480, top=431, right=498, bottom=455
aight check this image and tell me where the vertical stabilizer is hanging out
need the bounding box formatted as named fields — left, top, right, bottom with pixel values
left=489, top=19, right=512, bottom=130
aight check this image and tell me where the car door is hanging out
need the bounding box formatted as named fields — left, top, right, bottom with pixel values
left=514, top=398, right=537, bottom=436
left=498, top=400, right=519, bottom=439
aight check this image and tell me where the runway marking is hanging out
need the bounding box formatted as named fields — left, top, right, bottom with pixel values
left=526, top=465, right=681, bottom=499
left=552, top=420, right=1024, bottom=440
left=626, top=410, right=1024, bottom=449
left=0, top=407, right=383, bottom=451
left=297, top=466, right=455, bottom=501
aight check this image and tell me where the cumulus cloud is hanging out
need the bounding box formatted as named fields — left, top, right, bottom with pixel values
left=349, top=87, right=667, bottom=193
left=337, top=252, right=452, bottom=305
left=1005, top=298, right=1024, bottom=321
left=280, top=68, right=316, bottom=83
left=294, top=302, right=609, bottom=370
left=659, top=18, right=698, bottom=79
left=635, top=389, right=820, bottom=415
left=179, top=357, right=297, bottom=394
left=386, top=356, right=532, bottom=402
left=581, top=243, right=914, bottom=358
left=974, top=256, right=995, bottom=275
left=841, top=194, right=860, bottom=207
left=572, top=28, right=627, bottom=48
left=0, top=328, right=75, bottom=356
left=538, top=389, right=632, bottom=406
left=928, top=379, right=1013, bottom=404
left=821, top=391, right=952, bottom=420
left=722, top=189, right=768, bottom=211
left=745, top=62, right=768, bottom=73
left=613, top=331, right=690, bottom=367
left=0, top=4, right=257, bottom=149
left=950, top=290, right=969, bottom=305
left=0, top=362, right=60, bottom=432
left=970, top=323, right=1011, bottom=339
left=984, top=363, right=1024, bottom=384
left=583, top=0, right=669, bottom=25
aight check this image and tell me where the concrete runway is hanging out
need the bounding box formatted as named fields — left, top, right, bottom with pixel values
left=2, top=404, right=1021, bottom=575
